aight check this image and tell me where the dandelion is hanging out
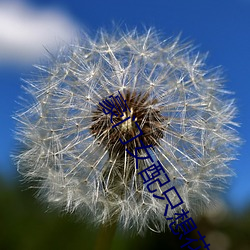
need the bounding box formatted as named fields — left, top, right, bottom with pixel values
left=14, top=28, right=240, bottom=236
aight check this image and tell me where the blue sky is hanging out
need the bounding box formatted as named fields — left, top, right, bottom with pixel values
left=1, top=0, right=249, bottom=210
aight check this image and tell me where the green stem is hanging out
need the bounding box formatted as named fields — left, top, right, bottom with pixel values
left=94, top=220, right=117, bottom=250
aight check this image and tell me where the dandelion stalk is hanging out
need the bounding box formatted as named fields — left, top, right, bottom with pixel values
left=94, top=221, right=117, bottom=250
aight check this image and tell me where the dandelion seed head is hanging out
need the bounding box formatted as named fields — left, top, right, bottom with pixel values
left=14, top=27, right=240, bottom=234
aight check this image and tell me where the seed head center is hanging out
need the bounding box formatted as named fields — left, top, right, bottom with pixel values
left=120, top=108, right=137, bottom=132
left=90, top=90, right=164, bottom=159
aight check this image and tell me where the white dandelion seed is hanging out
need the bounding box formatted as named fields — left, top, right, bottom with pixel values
left=14, top=27, right=240, bottom=234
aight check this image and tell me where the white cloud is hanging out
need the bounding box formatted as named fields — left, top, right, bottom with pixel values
left=0, top=1, right=78, bottom=65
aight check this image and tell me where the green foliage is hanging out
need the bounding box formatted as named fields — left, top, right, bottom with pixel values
left=1, top=177, right=250, bottom=250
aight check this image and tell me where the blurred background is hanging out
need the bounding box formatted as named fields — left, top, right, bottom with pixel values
left=1, top=0, right=250, bottom=249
